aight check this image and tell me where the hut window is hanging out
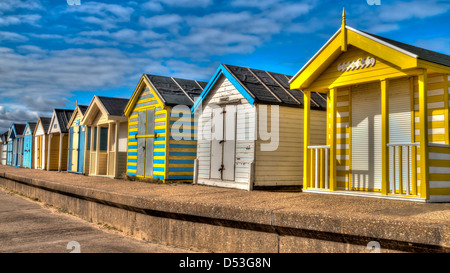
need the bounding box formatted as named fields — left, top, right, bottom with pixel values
left=99, top=127, right=108, bottom=151
left=93, top=127, right=108, bottom=151
left=86, top=127, right=91, bottom=150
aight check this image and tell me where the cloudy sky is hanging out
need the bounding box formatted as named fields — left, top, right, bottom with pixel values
left=1, top=0, right=449, bottom=133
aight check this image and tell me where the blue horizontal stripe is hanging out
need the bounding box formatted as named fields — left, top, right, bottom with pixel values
left=169, top=160, right=194, bottom=164
left=129, top=132, right=138, bottom=136
left=128, top=152, right=137, bottom=156
left=153, top=167, right=165, bottom=172
left=127, top=172, right=136, bottom=176
left=154, top=144, right=165, bottom=149
left=154, top=152, right=165, bottom=156
left=155, top=129, right=165, bottom=133
left=155, top=137, right=165, bottom=141
left=128, top=165, right=137, bottom=170
left=128, top=138, right=137, bottom=143
left=168, top=175, right=193, bottom=180
left=169, top=167, right=194, bottom=172
left=128, top=145, right=137, bottom=149
left=170, top=152, right=196, bottom=156
left=128, top=159, right=137, bottom=163
left=154, top=160, right=165, bottom=164
left=153, top=175, right=164, bottom=180
left=170, top=144, right=197, bottom=149
left=170, top=120, right=197, bottom=125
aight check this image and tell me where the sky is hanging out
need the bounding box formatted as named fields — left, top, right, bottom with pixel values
left=0, top=0, right=449, bottom=133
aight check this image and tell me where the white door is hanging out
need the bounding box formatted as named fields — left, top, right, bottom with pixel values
left=351, top=82, right=382, bottom=191
left=210, top=105, right=236, bottom=181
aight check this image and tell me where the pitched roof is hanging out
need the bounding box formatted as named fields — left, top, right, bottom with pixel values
left=145, top=74, right=208, bottom=106
left=54, top=109, right=74, bottom=133
left=78, top=105, right=89, bottom=115
left=15, top=124, right=26, bottom=135
left=360, top=30, right=450, bottom=67
left=39, top=117, right=52, bottom=133
left=96, top=96, right=129, bottom=116
left=27, top=122, right=37, bottom=134
left=226, top=64, right=326, bottom=109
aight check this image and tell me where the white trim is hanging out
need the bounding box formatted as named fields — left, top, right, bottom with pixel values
left=346, top=26, right=418, bottom=58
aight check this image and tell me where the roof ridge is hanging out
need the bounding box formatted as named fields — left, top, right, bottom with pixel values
left=171, top=77, right=195, bottom=104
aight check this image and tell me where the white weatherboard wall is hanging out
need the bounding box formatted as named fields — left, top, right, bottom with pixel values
left=196, top=76, right=256, bottom=190
left=351, top=81, right=382, bottom=191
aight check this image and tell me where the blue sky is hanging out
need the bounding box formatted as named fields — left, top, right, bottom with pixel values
left=1, top=0, right=449, bottom=133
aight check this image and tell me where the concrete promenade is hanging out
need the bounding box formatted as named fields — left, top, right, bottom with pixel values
left=0, top=165, right=449, bottom=253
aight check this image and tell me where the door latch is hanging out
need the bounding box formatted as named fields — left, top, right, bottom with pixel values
left=218, top=164, right=224, bottom=172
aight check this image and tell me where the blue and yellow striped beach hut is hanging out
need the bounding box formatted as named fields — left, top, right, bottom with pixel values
left=123, top=74, right=207, bottom=181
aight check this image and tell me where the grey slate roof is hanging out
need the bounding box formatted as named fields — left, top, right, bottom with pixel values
left=15, top=124, right=26, bottom=136
left=361, top=30, right=450, bottom=67
left=223, top=64, right=326, bottom=110
left=54, top=109, right=74, bottom=133
left=97, top=96, right=129, bottom=116
left=39, top=117, right=51, bottom=133
left=78, top=105, right=88, bottom=115
left=145, top=74, right=208, bottom=107
left=27, top=122, right=37, bottom=134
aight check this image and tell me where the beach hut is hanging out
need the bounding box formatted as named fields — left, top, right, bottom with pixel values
left=67, top=103, right=89, bottom=174
left=23, top=122, right=37, bottom=169
left=289, top=10, right=450, bottom=202
left=33, top=117, right=51, bottom=170
left=191, top=64, right=327, bottom=190
left=81, top=96, right=129, bottom=178
left=1, top=131, right=8, bottom=165
left=47, top=109, right=74, bottom=171
left=7, top=123, right=26, bottom=167
left=123, top=74, right=207, bottom=181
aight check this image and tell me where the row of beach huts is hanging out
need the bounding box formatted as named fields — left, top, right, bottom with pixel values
left=1, top=18, right=450, bottom=202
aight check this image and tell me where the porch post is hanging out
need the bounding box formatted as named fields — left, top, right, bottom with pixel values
left=58, top=133, right=64, bottom=172
left=96, top=125, right=100, bottom=175
left=47, top=134, right=52, bottom=171
left=381, top=79, right=389, bottom=195
left=418, top=70, right=429, bottom=199
left=303, top=91, right=311, bottom=188
left=89, top=126, right=95, bottom=175
left=114, top=121, right=120, bottom=178
left=329, top=87, right=337, bottom=191
left=106, top=123, right=111, bottom=176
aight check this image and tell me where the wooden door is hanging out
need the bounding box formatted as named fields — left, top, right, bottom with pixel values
left=210, top=106, right=236, bottom=181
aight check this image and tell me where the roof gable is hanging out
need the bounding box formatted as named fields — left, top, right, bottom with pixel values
left=125, top=74, right=207, bottom=116
left=290, top=25, right=450, bottom=90
left=24, top=122, right=37, bottom=136
left=82, top=95, right=128, bottom=125
left=67, top=104, right=89, bottom=129
left=48, top=109, right=73, bottom=134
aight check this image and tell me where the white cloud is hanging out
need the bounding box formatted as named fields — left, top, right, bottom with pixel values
left=0, top=0, right=43, bottom=14
left=0, top=14, right=41, bottom=26
left=0, top=31, right=29, bottom=42
left=379, top=0, right=450, bottom=22
left=64, top=2, right=134, bottom=29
